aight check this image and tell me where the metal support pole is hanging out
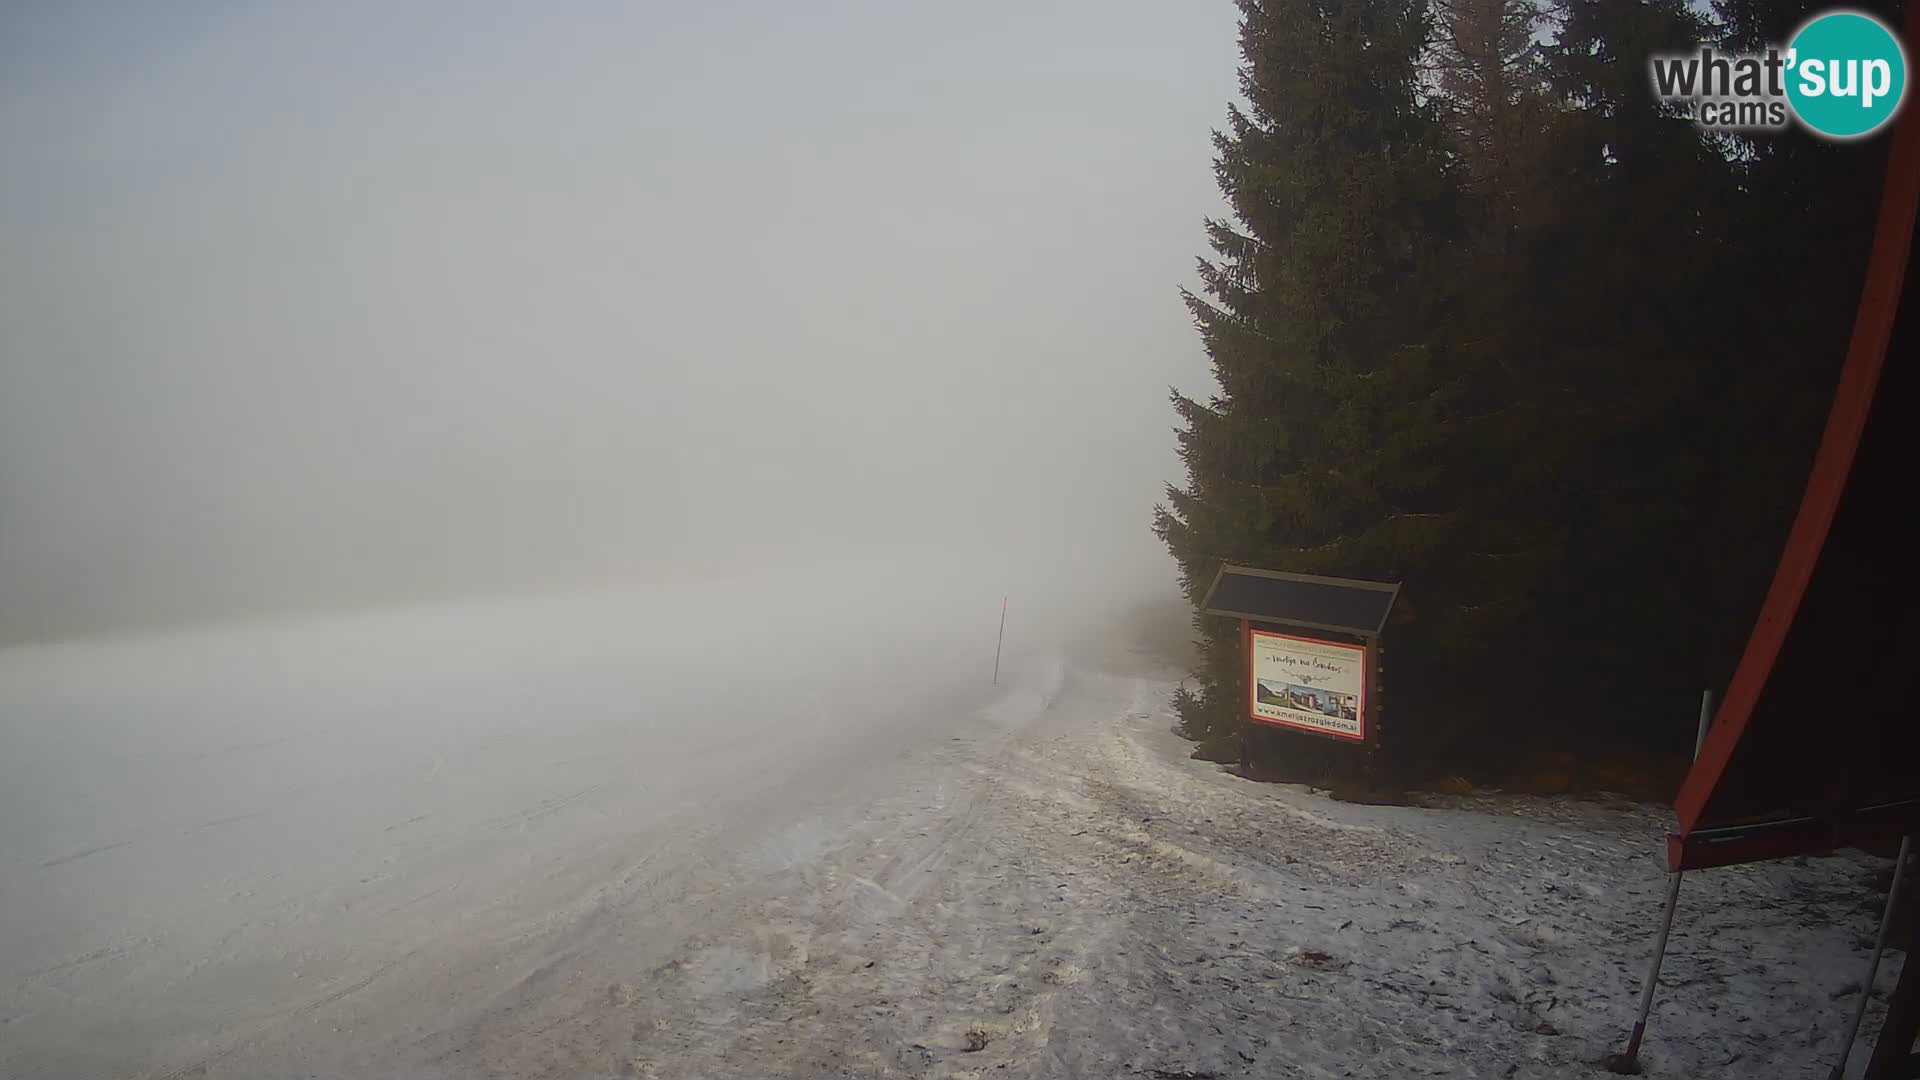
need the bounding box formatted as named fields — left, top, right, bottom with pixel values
left=1862, top=892, right=1920, bottom=1079
left=1693, top=688, right=1714, bottom=758
left=1833, top=834, right=1914, bottom=1080
left=1608, top=873, right=1686, bottom=1073
left=1606, top=690, right=1714, bottom=1075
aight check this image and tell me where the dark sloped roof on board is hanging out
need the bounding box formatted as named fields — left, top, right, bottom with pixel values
left=1198, top=564, right=1399, bottom=639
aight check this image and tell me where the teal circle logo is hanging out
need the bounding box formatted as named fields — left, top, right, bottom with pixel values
left=1786, top=11, right=1908, bottom=139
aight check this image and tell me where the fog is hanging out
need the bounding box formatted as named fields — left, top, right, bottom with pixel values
left=0, top=542, right=1190, bottom=1076
left=0, top=2, right=1237, bottom=642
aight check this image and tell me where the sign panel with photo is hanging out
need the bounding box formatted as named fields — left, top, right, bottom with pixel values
left=1247, top=629, right=1367, bottom=741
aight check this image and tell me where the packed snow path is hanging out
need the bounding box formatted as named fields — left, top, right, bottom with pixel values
left=1, top=579, right=1903, bottom=1078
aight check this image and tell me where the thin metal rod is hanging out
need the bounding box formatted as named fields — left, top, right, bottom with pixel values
left=1831, top=834, right=1913, bottom=1080
left=1609, top=690, right=1715, bottom=1074
left=992, top=596, right=1006, bottom=685
left=1863, top=902, right=1920, bottom=1078
left=1693, top=689, right=1714, bottom=758
left=1619, top=872, right=1686, bottom=1064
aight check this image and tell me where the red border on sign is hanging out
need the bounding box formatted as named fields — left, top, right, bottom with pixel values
left=1245, top=624, right=1369, bottom=742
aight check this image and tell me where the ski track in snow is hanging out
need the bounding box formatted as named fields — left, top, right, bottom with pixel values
left=1, top=609, right=1905, bottom=1079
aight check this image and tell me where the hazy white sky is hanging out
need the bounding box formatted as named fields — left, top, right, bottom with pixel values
left=0, top=2, right=1239, bottom=640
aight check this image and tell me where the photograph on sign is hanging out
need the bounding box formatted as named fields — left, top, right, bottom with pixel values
left=1248, top=629, right=1366, bottom=741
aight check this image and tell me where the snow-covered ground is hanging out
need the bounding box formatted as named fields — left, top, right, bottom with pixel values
left=0, top=563, right=1903, bottom=1079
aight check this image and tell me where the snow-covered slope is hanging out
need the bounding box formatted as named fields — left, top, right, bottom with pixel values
left=0, top=568, right=1900, bottom=1078
left=0, top=555, right=1040, bottom=1077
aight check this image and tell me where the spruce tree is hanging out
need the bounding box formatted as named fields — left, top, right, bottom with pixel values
left=1421, top=0, right=1739, bottom=754
left=1473, top=0, right=1882, bottom=753
left=1429, top=0, right=1553, bottom=217
left=1156, top=0, right=1518, bottom=772
left=1514, top=1, right=1760, bottom=747
left=1160, top=0, right=1890, bottom=779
